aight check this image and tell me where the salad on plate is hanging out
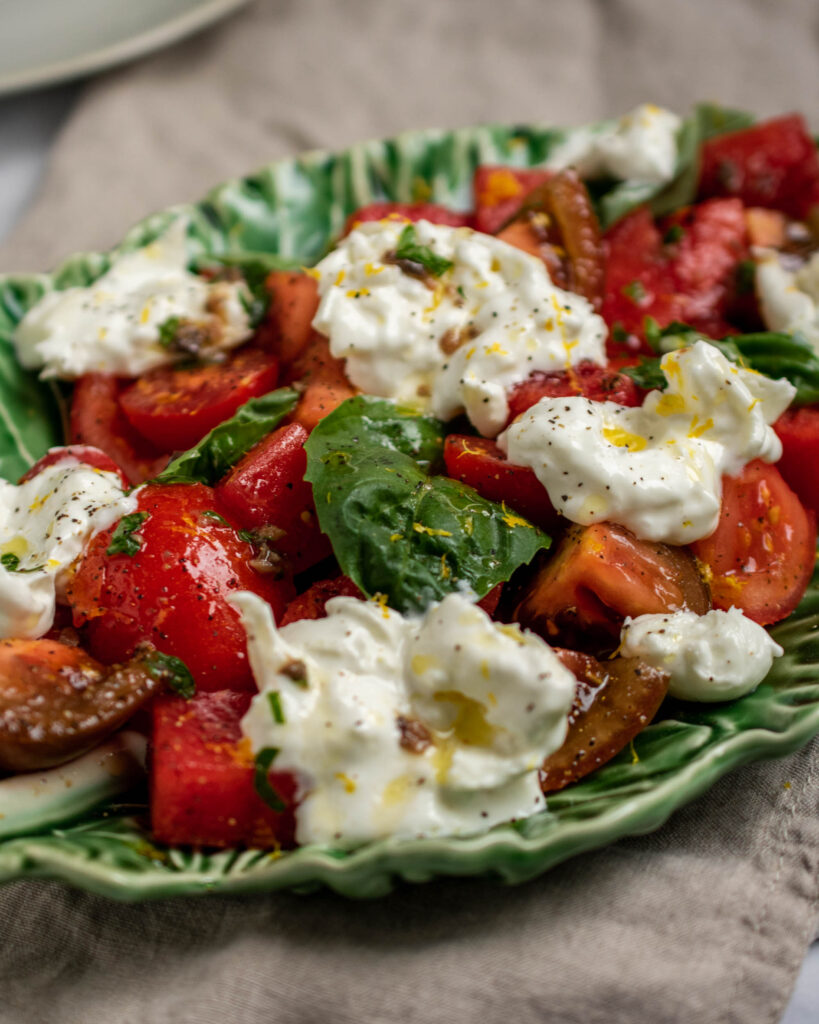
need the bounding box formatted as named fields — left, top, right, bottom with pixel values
left=1, top=103, right=819, bottom=889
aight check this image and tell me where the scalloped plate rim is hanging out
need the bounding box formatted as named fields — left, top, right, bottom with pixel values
left=0, top=114, right=817, bottom=900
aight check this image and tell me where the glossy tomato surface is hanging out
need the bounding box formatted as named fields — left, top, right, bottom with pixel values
left=443, top=434, right=560, bottom=531
left=66, top=482, right=293, bottom=691
left=119, top=347, right=279, bottom=452
left=19, top=444, right=130, bottom=489
left=69, top=373, right=169, bottom=485
left=774, top=406, right=819, bottom=518
left=691, top=459, right=817, bottom=625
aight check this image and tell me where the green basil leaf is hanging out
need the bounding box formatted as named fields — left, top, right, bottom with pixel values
left=157, top=316, right=182, bottom=348
left=153, top=387, right=298, bottom=486
left=106, top=511, right=149, bottom=557
left=728, top=331, right=819, bottom=406
left=142, top=649, right=196, bottom=700
left=200, top=509, right=230, bottom=526
left=392, top=225, right=454, bottom=278
left=0, top=552, right=45, bottom=573
left=621, top=358, right=667, bottom=391
left=267, top=691, right=286, bottom=724
left=304, top=396, right=550, bottom=615
left=622, top=324, right=819, bottom=406
left=596, top=104, right=755, bottom=230
left=694, top=103, right=756, bottom=142
left=254, top=747, right=286, bottom=812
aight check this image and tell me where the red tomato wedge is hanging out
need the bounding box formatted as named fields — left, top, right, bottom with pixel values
left=342, top=202, right=471, bottom=237
left=215, top=422, right=332, bottom=573
left=66, top=482, right=294, bottom=692
left=512, top=523, right=710, bottom=650
left=602, top=207, right=686, bottom=351
left=443, top=434, right=560, bottom=532
left=698, top=115, right=819, bottom=219
left=119, top=346, right=279, bottom=453
left=602, top=200, right=747, bottom=351
left=506, top=362, right=641, bottom=423
left=690, top=459, right=817, bottom=625
left=472, top=166, right=553, bottom=235
left=151, top=690, right=297, bottom=848
left=662, top=197, right=748, bottom=335
left=774, top=406, right=819, bottom=518
left=69, top=373, right=169, bottom=485
left=19, top=444, right=129, bottom=489
left=280, top=575, right=364, bottom=626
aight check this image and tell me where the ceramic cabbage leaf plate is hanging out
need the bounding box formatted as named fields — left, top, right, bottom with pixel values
left=0, top=117, right=818, bottom=900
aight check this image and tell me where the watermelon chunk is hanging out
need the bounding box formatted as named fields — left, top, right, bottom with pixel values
left=151, top=690, right=297, bottom=849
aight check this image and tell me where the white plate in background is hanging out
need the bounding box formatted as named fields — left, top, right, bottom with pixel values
left=0, top=0, right=251, bottom=96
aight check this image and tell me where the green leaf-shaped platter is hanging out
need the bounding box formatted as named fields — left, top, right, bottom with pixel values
left=0, top=118, right=818, bottom=900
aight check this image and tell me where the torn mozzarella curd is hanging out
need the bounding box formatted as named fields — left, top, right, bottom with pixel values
left=620, top=608, right=783, bottom=702
left=232, top=591, right=576, bottom=846
left=14, top=219, right=252, bottom=379
left=545, top=103, right=682, bottom=184
left=498, top=341, right=795, bottom=545
left=0, top=460, right=137, bottom=638
left=755, top=247, right=819, bottom=353
left=311, top=219, right=607, bottom=436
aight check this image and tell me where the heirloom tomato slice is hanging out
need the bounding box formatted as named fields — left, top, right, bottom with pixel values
left=690, top=460, right=817, bottom=626
left=119, top=346, right=279, bottom=452
left=67, top=482, right=293, bottom=692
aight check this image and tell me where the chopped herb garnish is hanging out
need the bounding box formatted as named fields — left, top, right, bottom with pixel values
left=611, top=323, right=629, bottom=344
left=392, top=224, right=454, bottom=278
left=267, top=691, right=286, bottom=724
left=663, top=224, right=685, bottom=244
left=237, top=528, right=257, bottom=544
left=622, top=280, right=647, bottom=304
left=157, top=316, right=182, bottom=348
left=0, top=552, right=44, bottom=573
left=106, top=511, right=149, bottom=557
left=735, top=258, right=756, bottom=296
left=254, top=747, right=286, bottom=811
left=142, top=649, right=196, bottom=699
left=201, top=509, right=231, bottom=526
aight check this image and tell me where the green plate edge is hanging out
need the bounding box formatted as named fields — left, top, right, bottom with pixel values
left=0, top=117, right=818, bottom=900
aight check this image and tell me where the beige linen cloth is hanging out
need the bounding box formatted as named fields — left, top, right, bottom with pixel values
left=1, top=2, right=819, bottom=1022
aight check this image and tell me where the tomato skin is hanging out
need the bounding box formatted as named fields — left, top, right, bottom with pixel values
left=70, top=373, right=168, bottom=485
left=342, top=202, right=471, bottom=237
left=506, top=361, right=641, bottom=423
left=119, top=347, right=279, bottom=453
left=663, top=198, right=749, bottom=335
left=603, top=200, right=747, bottom=352
left=690, top=459, right=817, bottom=626
left=774, top=407, right=819, bottom=518
left=602, top=208, right=686, bottom=352
left=215, top=423, right=332, bottom=573
left=285, top=332, right=357, bottom=431
left=512, top=523, right=710, bottom=651
left=698, top=115, right=819, bottom=219
left=66, top=482, right=293, bottom=692
left=473, top=166, right=553, bottom=235
left=19, top=445, right=129, bottom=489
left=443, top=435, right=559, bottom=531
left=151, top=690, right=297, bottom=848
left=257, top=270, right=319, bottom=368
left=280, top=575, right=364, bottom=626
